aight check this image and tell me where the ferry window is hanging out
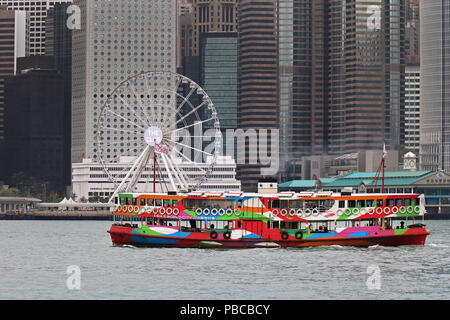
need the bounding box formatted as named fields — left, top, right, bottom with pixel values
left=271, top=199, right=280, bottom=209
left=120, top=197, right=125, bottom=205
left=155, top=199, right=163, bottom=207
left=126, top=198, right=131, bottom=205
left=357, top=200, right=365, bottom=207
left=280, top=200, right=289, bottom=208
left=387, top=199, right=394, bottom=206
left=405, top=198, right=411, bottom=206
left=163, top=199, right=170, bottom=207
left=339, top=200, right=345, bottom=208
left=290, top=200, right=303, bottom=208
left=114, top=197, right=119, bottom=204
left=140, top=198, right=145, bottom=206
left=348, top=200, right=356, bottom=207
left=366, top=200, right=374, bottom=207
left=172, top=200, right=178, bottom=207
left=211, top=199, right=226, bottom=208
left=182, top=198, right=196, bottom=209
left=395, top=199, right=403, bottom=206
left=147, top=198, right=154, bottom=206
left=132, top=198, right=138, bottom=206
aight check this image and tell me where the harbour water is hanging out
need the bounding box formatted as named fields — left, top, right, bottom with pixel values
left=1, top=220, right=449, bottom=300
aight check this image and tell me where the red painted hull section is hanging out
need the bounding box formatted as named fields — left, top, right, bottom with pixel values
left=108, top=226, right=429, bottom=249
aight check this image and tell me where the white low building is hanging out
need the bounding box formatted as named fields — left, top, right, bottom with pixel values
left=72, top=156, right=241, bottom=200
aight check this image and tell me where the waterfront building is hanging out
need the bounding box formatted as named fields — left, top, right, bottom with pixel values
left=298, top=150, right=400, bottom=181
left=0, top=8, right=26, bottom=140
left=280, top=170, right=450, bottom=215
left=405, top=64, right=421, bottom=155
left=0, top=196, right=41, bottom=214
left=420, top=0, right=450, bottom=173
left=71, top=156, right=241, bottom=201
left=71, top=0, right=177, bottom=163
left=0, top=0, right=72, bottom=56
left=2, top=60, right=65, bottom=193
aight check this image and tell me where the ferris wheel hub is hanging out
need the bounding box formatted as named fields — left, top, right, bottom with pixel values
left=144, top=126, right=163, bottom=147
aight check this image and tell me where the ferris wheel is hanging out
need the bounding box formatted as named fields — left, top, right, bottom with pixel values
left=94, top=71, right=222, bottom=201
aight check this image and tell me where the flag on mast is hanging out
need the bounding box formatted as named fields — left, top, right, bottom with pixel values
left=382, top=143, right=387, bottom=159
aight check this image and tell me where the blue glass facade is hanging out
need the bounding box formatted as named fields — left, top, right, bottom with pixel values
left=200, top=32, right=238, bottom=159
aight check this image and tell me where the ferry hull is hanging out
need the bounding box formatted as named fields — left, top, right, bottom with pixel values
left=108, top=226, right=429, bottom=249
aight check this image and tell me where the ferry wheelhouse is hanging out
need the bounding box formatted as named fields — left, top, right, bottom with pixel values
left=108, top=190, right=429, bottom=248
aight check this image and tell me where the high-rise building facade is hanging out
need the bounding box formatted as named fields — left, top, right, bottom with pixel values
left=200, top=32, right=238, bottom=159
left=277, top=0, right=328, bottom=181
left=327, top=0, right=405, bottom=155
left=236, top=0, right=406, bottom=189
left=0, top=0, right=72, bottom=56
left=71, top=0, right=177, bottom=164
left=46, top=2, right=73, bottom=190
left=0, top=8, right=26, bottom=140
left=420, top=0, right=450, bottom=172
left=405, top=64, right=420, bottom=154
left=191, top=0, right=238, bottom=56
left=237, top=0, right=279, bottom=189
left=2, top=60, right=65, bottom=193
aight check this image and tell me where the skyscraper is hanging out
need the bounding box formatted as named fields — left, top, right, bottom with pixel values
left=200, top=32, right=238, bottom=159
left=191, top=0, right=238, bottom=56
left=236, top=0, right=406, bottom=189
left=327, top=0, right=405, bottom=155
left=71, top=0, right=177, bottom=163
left=237, top=0, right=278, bottom=189
left=45, top=2, right=73, bottom=190
left=420, top=0, right=450, bottom=172
left=2, top=58, right=65, bottom=193
left=0, top=8, right=26, bottom=140
left=405, top=63, right=420, bottom=154
left=277, top=0, right=328, bottom=181
left=0, top=0, right=72, bottom=56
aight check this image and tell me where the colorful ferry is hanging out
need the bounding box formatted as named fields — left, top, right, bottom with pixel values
left=107, top=190, right=429, bottom=248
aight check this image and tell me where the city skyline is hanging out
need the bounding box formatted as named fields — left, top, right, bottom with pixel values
left=0, top=0, right=449, bottom=197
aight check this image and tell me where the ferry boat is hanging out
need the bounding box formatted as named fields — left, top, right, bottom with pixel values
left=107, top=190, right=429, bottom=248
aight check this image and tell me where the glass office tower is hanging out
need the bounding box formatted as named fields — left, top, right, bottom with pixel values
left=420, top=0, right=450, bottom=172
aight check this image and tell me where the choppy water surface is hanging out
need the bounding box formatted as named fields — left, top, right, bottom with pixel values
left=0, top=220, right=449, bottom=300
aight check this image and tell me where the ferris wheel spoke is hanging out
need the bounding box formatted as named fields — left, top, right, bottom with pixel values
left=173, top=117, right=216, bottom=133
left=116, top=94, right=151, bottom=129
left=168, top=144, right=207, bottom=174
left=104, top=108, right=147, bottom=131
left=129, top=81, right=154, bottom=127
left=173, top=141, right=214, bottom=159
left=168, top=152, right=190, bottom=189
left=175, top=86, right=197, bottom=115
left=109, top=145, right=150, bottom=201
left=173, top=100, right=206, bottom=128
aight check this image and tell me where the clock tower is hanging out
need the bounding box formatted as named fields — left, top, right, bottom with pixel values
left=403, top=152, right=417, bottom=171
